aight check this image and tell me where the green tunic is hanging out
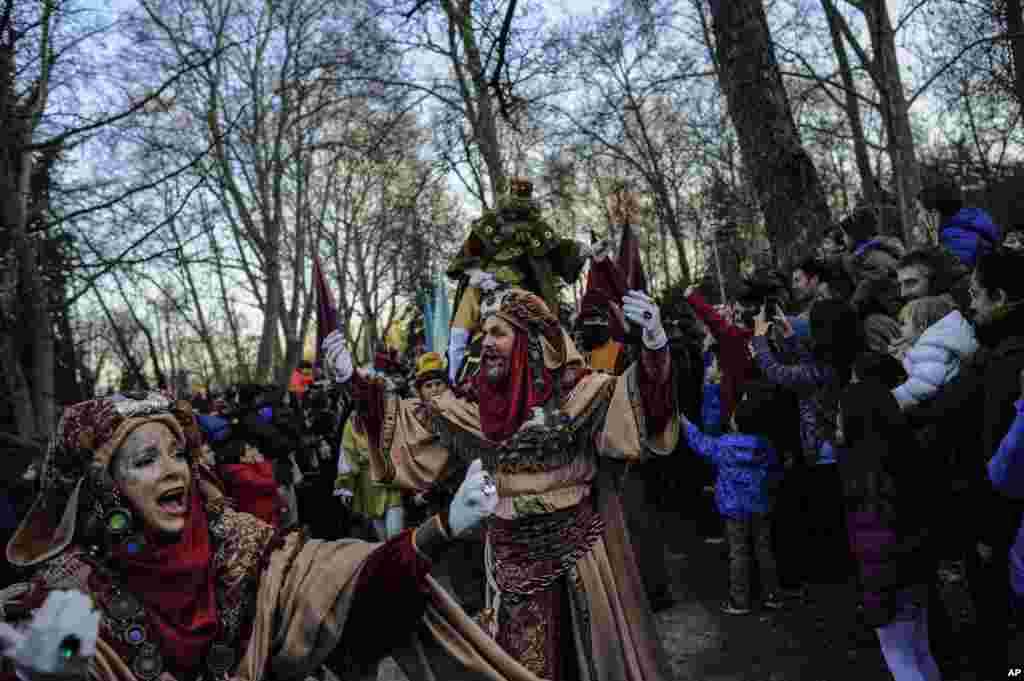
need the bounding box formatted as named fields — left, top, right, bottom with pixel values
left=336, top=419, right=403, bottom=519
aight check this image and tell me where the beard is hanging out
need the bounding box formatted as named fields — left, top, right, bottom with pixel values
left=482, top=353, right=510, bottom=384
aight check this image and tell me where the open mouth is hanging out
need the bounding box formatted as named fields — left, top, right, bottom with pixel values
left=156, top=487, right=188, bottom=515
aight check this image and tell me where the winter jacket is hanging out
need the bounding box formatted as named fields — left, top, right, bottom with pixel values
left=979, top=309, right=1024, bottom=549
left=751, top=335, right=840, bottom=466
left=989, top=399, right=1024, bottom=498
left=892, top=310, right=979, bottom=409
left=687, top=291, right=754, bottom=420
left=840, top=381, right=935, bottom=626
left=989, top=399, right=1024, bottom=600
left=683, top=421, right=783, bottom=519
left=940, top=208, right=1001, bottom=269
left=845, top=236, right=906, bottom=318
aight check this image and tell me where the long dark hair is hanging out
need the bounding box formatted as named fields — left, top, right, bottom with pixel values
left=809, top=299, right=862, bottom=384
left=839, top=384, right=910, bottom=521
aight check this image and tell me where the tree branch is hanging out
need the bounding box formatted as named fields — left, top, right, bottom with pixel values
left=24, top=38, right=245, bottom=152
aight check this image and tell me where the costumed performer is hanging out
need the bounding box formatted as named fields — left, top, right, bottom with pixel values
left=325, top=277, right=681, bottom=681
left=446, top=178, right=588, bottom=388
left=0, top=392, right=498, bottom=681
left=335, top=349, right=409, bottom=540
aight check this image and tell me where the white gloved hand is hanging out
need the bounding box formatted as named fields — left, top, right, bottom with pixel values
left=467, top=269, right=500, bottom=292
left=0, top=590, right=100, bottom=680
left=622, top=289, right=667, bottom=350
left=448, top=459, right=498, bottom=537
left=321, top=331, right=354, bottom=384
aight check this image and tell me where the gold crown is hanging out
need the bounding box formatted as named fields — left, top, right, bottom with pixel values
left=415, top=352, right=446, bottom=380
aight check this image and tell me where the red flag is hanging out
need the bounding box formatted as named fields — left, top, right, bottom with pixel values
left=617, top=223, right=648, bottom=293
left=313, top=255, right=339, bottom=368
left=579, top=253, right=629, bottom=342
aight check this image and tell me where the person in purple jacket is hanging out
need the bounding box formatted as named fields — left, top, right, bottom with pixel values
left=750, top=299, right=861, bottom=584
left=988, top=368, right=1024, bottom=619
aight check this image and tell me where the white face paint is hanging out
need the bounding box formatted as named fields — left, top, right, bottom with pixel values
left=112, top=422, right=191, bottom=537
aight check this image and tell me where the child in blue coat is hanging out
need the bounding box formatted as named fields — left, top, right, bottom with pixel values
left=682, top=387, right=785, bottom=614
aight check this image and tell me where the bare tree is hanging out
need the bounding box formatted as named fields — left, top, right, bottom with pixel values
left=706, top=0, right=833, bottom=268
left=550, top=1, right=710, bottom=285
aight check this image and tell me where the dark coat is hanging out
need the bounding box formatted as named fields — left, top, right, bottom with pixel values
left=905, top=304, right=1024, bottom=549
left=839, top=381, right=934, bottom=627
left=844, top=236, right=906, bottom=318
left=978, top=306, right=1024, bottom=549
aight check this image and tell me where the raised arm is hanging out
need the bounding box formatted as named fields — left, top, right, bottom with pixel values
left=681, top=418, right=722, bottom=465
left=624, top=291, right=675, bottom=436
left=750, top=336, right=826, bottom=391
left=686, top=289, right=743, bottom=341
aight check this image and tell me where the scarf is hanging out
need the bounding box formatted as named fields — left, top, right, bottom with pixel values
left=218, top=461, right=280, bottom=526
left=475, top=332, right=555, bottom=442
left=109, top=479, right=218, bottom=675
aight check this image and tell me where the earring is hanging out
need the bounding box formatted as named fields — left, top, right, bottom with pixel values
left=104, top=489, right=146, bottom=555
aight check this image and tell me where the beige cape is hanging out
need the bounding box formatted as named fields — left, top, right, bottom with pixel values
left=366, top=355, right=680, bottom=681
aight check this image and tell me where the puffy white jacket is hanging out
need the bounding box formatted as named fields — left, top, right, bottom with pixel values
left=892, top=309, right=978, bottom=409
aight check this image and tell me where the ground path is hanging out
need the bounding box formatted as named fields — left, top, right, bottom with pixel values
left=378, top=511, right=1017, bottom=680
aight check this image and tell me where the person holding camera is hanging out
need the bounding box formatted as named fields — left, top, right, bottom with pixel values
left=750, top=299, right=862, bottom=585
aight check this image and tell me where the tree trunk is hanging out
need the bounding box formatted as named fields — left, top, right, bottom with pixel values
left=209, top=228, right=249, bottom=385
left=1006, top=0, right=1024, bottom=109
left=823, top=0, right=876, bottom=204
left=14, top=159, right=56, bottom=440
left=256, top=248, right=282, bottom=382
left=173, top=218, right=226, bottom=387
left=859, top=0, right=920, bottom=245
left=648, top=177, right=692, bottom=287
left=92, top=285, right=148, bottom=390
left=441, top=0, right=506, bottom=203
left=708, top=0, right=833, bottom=269
left=0, top=320, right=36, bottom=439
left=112, top=272, right=166, bottom=388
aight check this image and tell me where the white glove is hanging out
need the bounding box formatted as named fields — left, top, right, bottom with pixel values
left=448, top=459, right=498, bottom=537
left=622, top=290, right=667, bottom=350
left=467, top=269, right=500, bottom=292
left=0, top=590, right=100, bottom=681
left=321, top=331, right=354, bottom=384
